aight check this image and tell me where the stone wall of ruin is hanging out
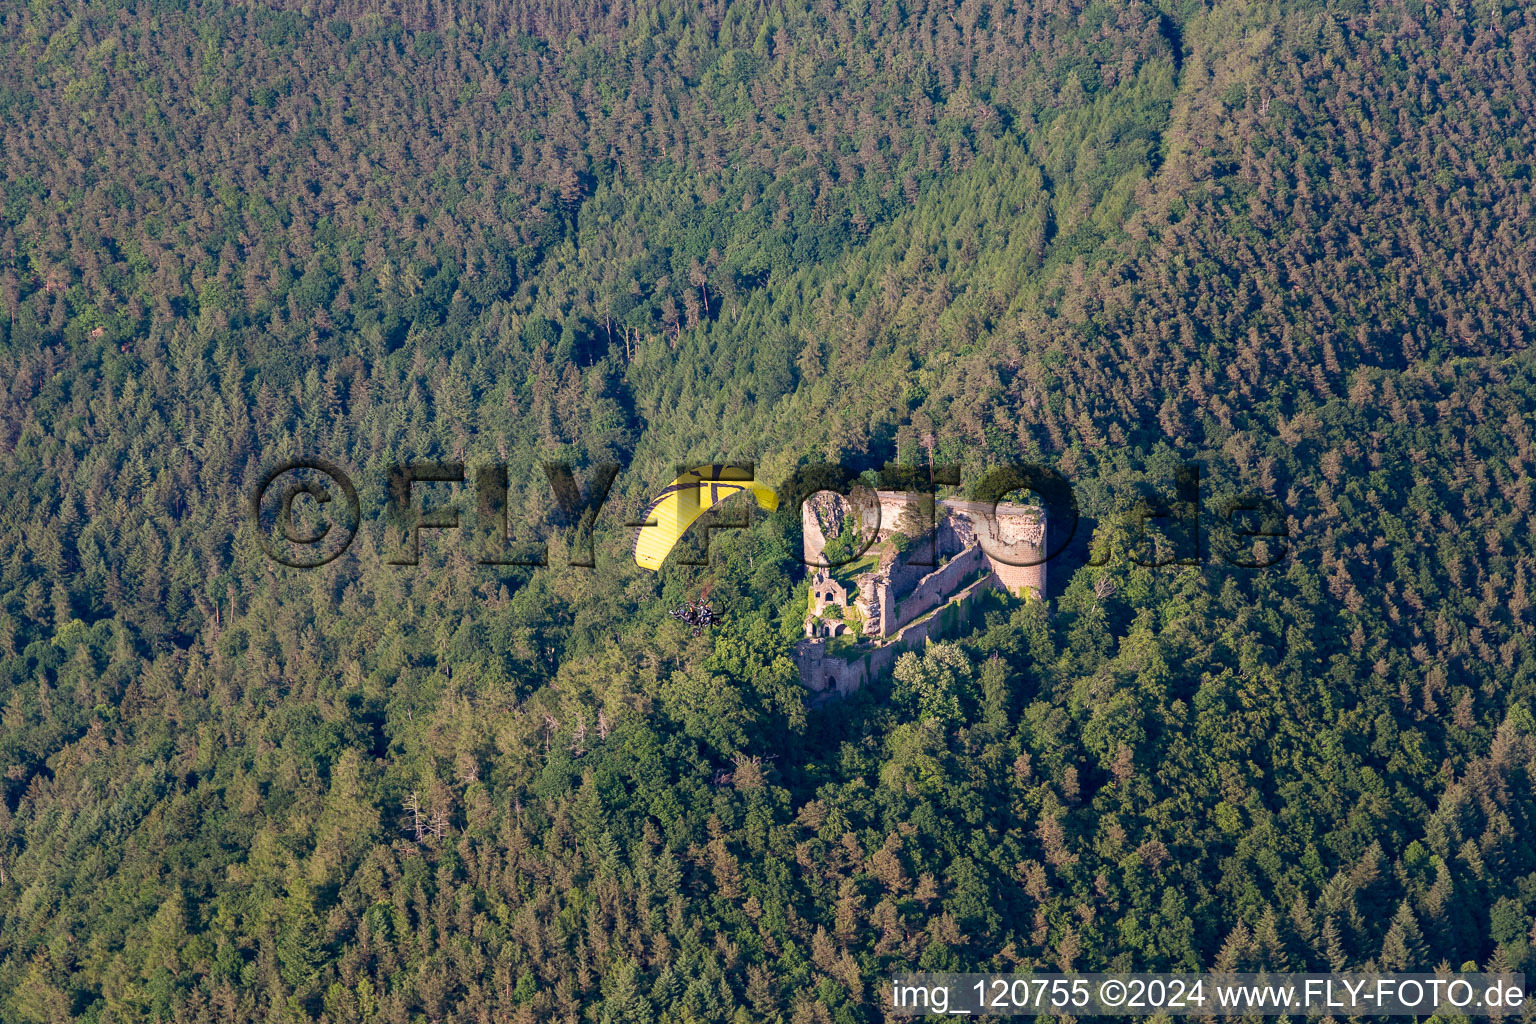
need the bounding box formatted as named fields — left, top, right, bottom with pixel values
left=801, top=495, right=834, bottom=565
left=795, top=573, right=997, bottom=697
left=989, top=558, right=1046, bottom=598
left=888, top=543, right=989, bottom=633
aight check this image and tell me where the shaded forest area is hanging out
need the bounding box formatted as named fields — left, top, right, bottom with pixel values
left=2, top=0, right=1536, bottom=1021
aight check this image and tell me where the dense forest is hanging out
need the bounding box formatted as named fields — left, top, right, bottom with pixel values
left=2, top=0, right=1536, bottom=1020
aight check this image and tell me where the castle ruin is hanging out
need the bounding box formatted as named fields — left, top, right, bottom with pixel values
left=796, top=490, right=1046, bottom=698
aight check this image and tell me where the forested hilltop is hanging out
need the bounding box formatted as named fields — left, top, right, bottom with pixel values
left=3, top=0, right=1536, bottom=1020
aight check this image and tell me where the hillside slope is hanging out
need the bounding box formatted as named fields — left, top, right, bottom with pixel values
left=2, top=0, right=1536, bottom=1021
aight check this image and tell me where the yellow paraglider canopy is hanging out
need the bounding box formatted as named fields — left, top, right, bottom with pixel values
left=633, top=465, right=779, bottom=571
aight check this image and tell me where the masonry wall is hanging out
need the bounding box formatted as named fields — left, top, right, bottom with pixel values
left=897, top=575, right=995, bottom=648
left=801, top=490, right=1025, bottom=564
left=967, top=500, right=1046, bottom=599
left=873, top=516, right=965, bottom=602
left=988, top=558, right=1045, bottom=599
left=801, top=498, right=832, bottom=565
left=795, top=574, right=996, bottom=697
left=874, top=491, right=922, bottom=539
left=881, top=548, right=927, bottom=602
left=796, top=637, right=902, bottom=697
left=889, top=543, right=988, bottom=633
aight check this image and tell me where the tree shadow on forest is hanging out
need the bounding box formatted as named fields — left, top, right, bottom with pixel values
left=1045, top=511, right=1098, bottom=601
